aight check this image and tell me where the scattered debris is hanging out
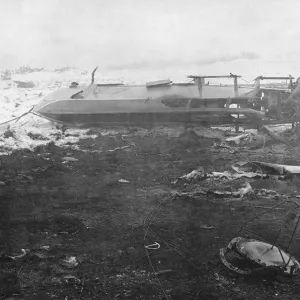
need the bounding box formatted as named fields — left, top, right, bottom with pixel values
left=107, top=145, right=131, bottom=152
left=174, top=171, right=282, bottom=200
left=214, top=272, right=232, bottom=286
left=256, top=189, right=280, bottom=198
left=173, top=167, right=206, bottom=184
left=8, top=249, right=27, bottom=260
left=145, top=242, right=160, bottom=250
left=225, top=131, right=261, bottom=147
left=118, top=179, right=130, bottom=183
left=200, top=225, right=216, bottom=229
left=121, top=135, right=137, bottom=147
left=61, top=256, right=79, bottom=269
left=212, top=142, right=237, bottom=153
left=210, top=171, right=233, bottom=180
left=208, top=182, right=254, bottom=199
left=226, top=133, right=250, bottom=145
left=261, top=125, right=286, bottom=144
left=231, top=161, right=300, bottom=178
left=62, top=156, right=78, bottom=162
left=232, top=161, right=261, bottom=174
left=212, top=170, right=266, bottom=180
left=62, top=275, right=81, bottom=285
left=239, top=182, right=254, bottom=198
left=154, top=269, right=175, bottom=276
left=178, top=161, right=280, bottom=184
left=171, top=189, right=207, bottom=199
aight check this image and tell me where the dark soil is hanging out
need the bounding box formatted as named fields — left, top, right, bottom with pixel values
left=1, top=128, right=300, bottom=299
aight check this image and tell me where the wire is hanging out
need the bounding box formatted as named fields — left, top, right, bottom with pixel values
left=239, top=77, right=252, bottom=84
left=245, top=160, right=264, bottom=180
left=260, top=135, right=266, bottom=150
left=143, top=195, right=204, bottom=274
left=143, top=198, right=171, bottom=300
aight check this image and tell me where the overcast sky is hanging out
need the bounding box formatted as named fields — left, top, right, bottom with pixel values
left=1, top=0, right=300, bottom=79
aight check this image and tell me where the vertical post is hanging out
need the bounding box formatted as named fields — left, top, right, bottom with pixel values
left=289, top=75, right=293, bottom=90
left=195, top=78, right=203, bottom=98
left=255, top=78, right=261, bottom=90
left=233, top=76, right=238, bottom=97
left=277, top=93, right=282, bottom=120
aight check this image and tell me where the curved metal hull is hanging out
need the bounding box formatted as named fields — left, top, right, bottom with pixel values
left=34, top=83, right=256, bottom=126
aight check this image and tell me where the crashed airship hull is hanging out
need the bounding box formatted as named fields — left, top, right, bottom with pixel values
left=33, top=80, right=261, bottom=127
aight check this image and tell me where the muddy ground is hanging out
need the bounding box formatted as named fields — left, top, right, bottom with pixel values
left=1, top=126, right=300, bottom=299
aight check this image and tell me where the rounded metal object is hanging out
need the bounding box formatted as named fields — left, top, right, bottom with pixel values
left=235, top=237, right=300, bottom=275
left=220, top=237, right=300, bottom=276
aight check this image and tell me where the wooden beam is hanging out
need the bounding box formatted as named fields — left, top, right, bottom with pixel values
left=255, top=76, right=294, bottom=81
left=188, top=74, right=241, bottom=79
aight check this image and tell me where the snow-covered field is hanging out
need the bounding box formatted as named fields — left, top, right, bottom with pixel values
left=0, top=67, right=105, bottom=154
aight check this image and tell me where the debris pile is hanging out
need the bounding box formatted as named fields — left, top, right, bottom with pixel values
left=214, top=125, right=290, bottom=149
left=174, top=160, right=300, bottom=185
left=226, top=131, right=257, bottom=145
left=173, top=167, right=206, bottom=184
left=208, top=182, right=254, bottom=199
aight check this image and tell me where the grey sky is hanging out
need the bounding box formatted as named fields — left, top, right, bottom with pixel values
left=1, top=0, right=300, bottom=78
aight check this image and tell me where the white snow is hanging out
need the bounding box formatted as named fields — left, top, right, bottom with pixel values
left=0, top=68, right=108, bottom=154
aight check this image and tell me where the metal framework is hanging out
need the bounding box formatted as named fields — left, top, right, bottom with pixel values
left=187, top=73, right=241, bottom=98
left=254, top=76, right=294, bottom=90
left=238, top=200, right=300, bottom=267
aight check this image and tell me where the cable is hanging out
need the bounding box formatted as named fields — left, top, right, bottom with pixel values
left=0, top=106, right=35, bottom=127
